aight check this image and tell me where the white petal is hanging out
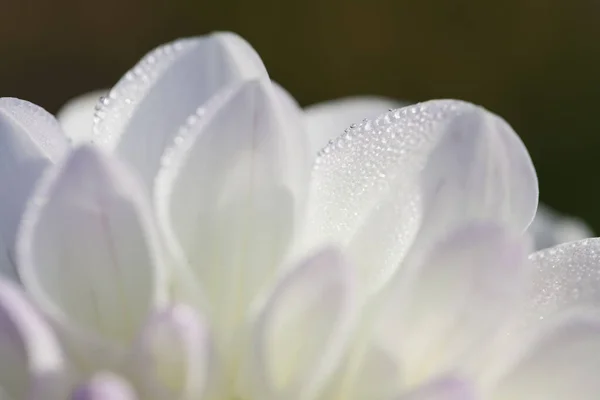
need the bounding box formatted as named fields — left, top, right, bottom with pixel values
left=0, top=278, right=70, bottom=400
left=132, top=304, right=215, bottom=400
left=155, top=79, right=309, bottom=341
left=322, top=342, right=402, bottom=400
left=304, top=96, right=406, bottom=156
left=93, top=32, right=268, bottom=188
left=528, top=204, right=593, bottom=250
left=245, top=247, right=356, bottom=400
left=56, top=90, right=107, bottom=145
left=398, top=377, right=476, bottom=400
left=16, top=146, right=167, bottom=364
left=524, top=238, right=600, bottom=326
left=306, top=100, right=537, bottom=289
left=0, top=98, right=69, bottom=281
left=491, top=313, right=600, bottom=400
left=71, top=373, right=137, bottom=400
left=375, top=222, right=531, bottom=386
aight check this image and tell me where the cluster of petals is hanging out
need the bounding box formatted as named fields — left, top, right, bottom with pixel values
left=0, top=32, right=598, bottom=400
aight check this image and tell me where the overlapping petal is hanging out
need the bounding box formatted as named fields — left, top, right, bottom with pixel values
left=306, top=100, right=538, bottom=289
left=93, top=32, right=268, bottom=188
left=132, top=304, right=214, bottom=400
left=375, top=222, right=531, bottom=387
left=491, top=312, right=600, bottom=400
left=0, top=279, right=70, bottom=400
left=525, top=238, right=600, bottom=325
left=245, top=247, right=356, bottom=400
left=16, top=146, right=167, bottom=367
left=155, top=78, right=309, bottom=343
left=0, top=98, right=69, bottom=280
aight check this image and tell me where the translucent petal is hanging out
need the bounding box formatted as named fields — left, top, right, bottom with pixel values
left=398, top=377, right=477, bottom=400
left=306, top=100, right=537, bottom=289
left=71, top=373, right=137, bottom=400
left=524, top=238, right=600, bottom=325
left=0, top=279, right=69, bottom=400
left=492, top=313, right=600, bottom=400
left=16, top=146, right=167, bottom=364
left=0, top=98, right=69, bottom=281
left=304, top=96, right=406, bottom=156
left=56, top=90, right=107, bottom=145
left=93, top=32, right=268, bottom=188
left=375, top=222, right=531, bottom=387
left=528, top=204, right=593, bottom=251
left=246, top=247, right=356, bottom=400
left=155, top=79, right=309, bottom=342
left=132, top=304, right=214, bottom=400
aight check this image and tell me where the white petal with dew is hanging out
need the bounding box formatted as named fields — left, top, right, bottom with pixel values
left=304, top=96, right=406, bottom=156
left=491, top=312, right=600, bottom=400
left=71, top=373, right=138, bottom=400
left=306, top=100, right=538, bottom=290
left=0, top=98, right=69, bottom=281
left=0, top=279, right=70, bottom=400
left=524, top=238, right=600, bottom=326
left=245, top=247, right=356, bottom=400
left=93, top=32, right=268, bottom=188
left=155, top=79, right=309, bottom=345
left=132, top=304, right=215, bottom=400
left=16, top=146, right=167, bottom=367
left=375, top=222, right=531, bottom=387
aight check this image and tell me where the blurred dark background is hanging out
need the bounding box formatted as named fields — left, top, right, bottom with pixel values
left=1, top=0, right=599, bottom=229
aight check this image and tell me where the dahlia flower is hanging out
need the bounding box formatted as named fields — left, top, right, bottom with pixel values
left=0, top=31, right=599, bottom=400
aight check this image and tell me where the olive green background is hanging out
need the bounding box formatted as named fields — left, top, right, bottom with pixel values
left=2, top=0, right=599, bottom=229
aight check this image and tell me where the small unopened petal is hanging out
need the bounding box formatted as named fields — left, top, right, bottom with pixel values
left=245, top=247, right=356, bottom=400
left=133, top=304, right=214, bottom=400
left=0, top=98, right=69, bottom=281
left=71, top=373, right=137, bottom=400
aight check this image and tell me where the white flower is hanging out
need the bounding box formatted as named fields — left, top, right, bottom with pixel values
left=0, top=31, right=598, bottom=400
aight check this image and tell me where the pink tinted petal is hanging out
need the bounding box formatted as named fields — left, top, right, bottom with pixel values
left=132, top=304, right=215, bottom=400
left=0, top=278, right=70, bottom=400
left=71, top=373, right=137, bottom=400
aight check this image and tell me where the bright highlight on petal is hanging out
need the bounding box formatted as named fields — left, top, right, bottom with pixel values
left=0, top=98, right=69, bottom=281
left=56, top=90, right=107, bottom=145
